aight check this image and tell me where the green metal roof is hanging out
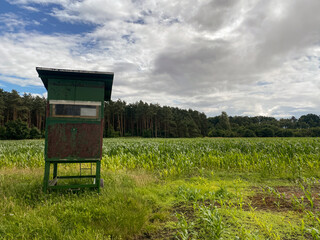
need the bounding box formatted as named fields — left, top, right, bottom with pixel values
left=36, top=67, right=114, bottom=101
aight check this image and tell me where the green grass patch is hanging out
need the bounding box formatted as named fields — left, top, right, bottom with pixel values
left=2, top=138, right=320, bottom=239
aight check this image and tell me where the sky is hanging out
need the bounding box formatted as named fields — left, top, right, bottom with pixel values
left=0, top=0, right=320, bottom=118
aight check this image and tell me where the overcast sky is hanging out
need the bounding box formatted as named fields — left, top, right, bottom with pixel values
left=0, top=0, right=320, bottom=118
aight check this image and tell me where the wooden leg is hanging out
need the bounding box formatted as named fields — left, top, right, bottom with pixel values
left=53, top=163, right=58, bottom=179
left=43, top=161, right=50, bottom=193
left=96, top=161, right=101, bottom=193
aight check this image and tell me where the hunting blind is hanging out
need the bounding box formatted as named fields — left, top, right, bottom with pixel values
left=37, top=67, right=114, bottom=192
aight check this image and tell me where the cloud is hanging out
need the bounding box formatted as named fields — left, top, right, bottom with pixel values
left=0, top=13, right=40, bottom=31
left=1, top=0, right=320, bottom=117
left=0, top=32, right=84, bottom=85
left=20, top=5, right=40, bottom=12
left=0, top=13, right=24, bottom=31
left=0, top=74, right=34, bottom=86
left=153, top=1, right=320, bottom=91
left=191, top=0, right=242, bottom=31
left=21, top=92, right=43, bottom=97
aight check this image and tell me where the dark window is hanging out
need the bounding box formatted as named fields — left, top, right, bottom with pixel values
left=53, top=104, right=98, bottom=118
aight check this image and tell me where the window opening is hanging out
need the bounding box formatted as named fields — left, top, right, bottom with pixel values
left=50, top=100, right=100, bottom=118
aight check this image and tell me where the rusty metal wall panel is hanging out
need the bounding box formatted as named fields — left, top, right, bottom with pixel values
left=47, top=123, right=102, bottom=159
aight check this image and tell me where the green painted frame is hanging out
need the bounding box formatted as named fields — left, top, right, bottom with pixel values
left=37, top=67, right=113, bottom=192
left=43, top=159, right=101, bottom=192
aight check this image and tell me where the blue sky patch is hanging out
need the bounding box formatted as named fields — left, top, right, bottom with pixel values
left=0, top=79, right=46, bottom=95
left=122, top=34, right=136, bottom=44
left=127, top=18, right=145, bottom=25
left=0, top=1, right=98, bottom=35
left=256, top=81, right=271, bottom=86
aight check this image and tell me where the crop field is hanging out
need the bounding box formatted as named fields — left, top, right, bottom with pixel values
left=1, top=138, right=320, bottom=239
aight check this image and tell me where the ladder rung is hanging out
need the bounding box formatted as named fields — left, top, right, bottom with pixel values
left=80, top=163, right=93, bottom=176
left=48, top=177, right=58, bottom=186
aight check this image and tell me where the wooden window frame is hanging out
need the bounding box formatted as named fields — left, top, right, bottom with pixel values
left=49, top=100, right=101, bottom=119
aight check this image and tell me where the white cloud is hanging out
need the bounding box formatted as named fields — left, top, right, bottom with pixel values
left=20, top=92, right=43, bottom=98
left=21, top=5, right=39, bottom=12
left=0, top=74, right=33, bottom=86
left=0, top=12, right=41, bottom=33
left=1, top=0, right=320, bottom=117
left=0, top=13, right=26, bottom=31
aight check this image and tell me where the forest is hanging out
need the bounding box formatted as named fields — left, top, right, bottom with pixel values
left=1, top=88, right=320, bottom=139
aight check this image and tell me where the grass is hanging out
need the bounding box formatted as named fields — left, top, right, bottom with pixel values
left=0, top=169, right=155, bottom=239
left=1, top=138, right=320, bottom=239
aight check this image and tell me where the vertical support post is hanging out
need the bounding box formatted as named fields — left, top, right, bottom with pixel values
left=96, top=160, right=101, bottom=193
left=53, top=163, right=58, bottom=179
left=43, top=161, right=50, bottom=192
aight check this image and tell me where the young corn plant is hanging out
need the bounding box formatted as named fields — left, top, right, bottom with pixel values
left=291, top=195, right=306, bottom=211
left=176, top=186, right=202, bottom=202
left=197, top=205, right=224, bottom=240
left=235, top=228, right=260, bottom=240
left=306, top=228, right=320, bottom=240
left=299, top=181, right=314, bottom=209
left=305, top=211, right=320, bottom=227
left=175, top=213, right=197, bottom=240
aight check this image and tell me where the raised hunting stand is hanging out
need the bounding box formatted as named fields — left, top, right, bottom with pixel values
left=37, top=67, right=114, bottom=192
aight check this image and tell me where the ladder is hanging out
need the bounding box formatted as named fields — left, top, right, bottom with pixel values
left=80, top=163, right=93, bottom=176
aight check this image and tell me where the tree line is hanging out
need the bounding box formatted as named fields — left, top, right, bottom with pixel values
left=208, top=112, right=320, bottom=137
left=1, top=88, right=320, bottom=139
left=104, top=100, right=208, bottom=138
left=0, top=89, right=45, bottom=139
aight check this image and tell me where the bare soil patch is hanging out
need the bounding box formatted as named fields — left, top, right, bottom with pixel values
left=248, top=185, right=320, bottom=212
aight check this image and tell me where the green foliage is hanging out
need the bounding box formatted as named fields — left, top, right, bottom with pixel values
left=243, top=129, right=256, bottom=137
left=0, top=89, right=46, bottom=134
left=217, top=111, right=231, bottom=130
left=2, top=138, right=320, bottom=239
left=209, top=113, right=320, bottom=138
left=104, top=100, right=207, bottom=138
left=174, top=205, right=225, bottom=240
left=277, top=129, right=294, bottom=137
left=0, top=126, right=6, bottom=139
left=29, top=127, right=41, bottom=139
left=176, top=186, right=215, bottom=202
left=298, top=114, right=320, bottom=128
left=142, top=129, right=152, bottom=138
left=2, top=120, right=42, bottom=140
left=198, top=205, right=224, bottom=239
left=1, top=88, right=320, bottom=139
left=0, top=171, right=152, bottom=239
left=306, top=228, right=320, bottom=240
left=257, top=127, right=274, bottom=137
left=2, top=138, right=320, bottom=180
left=208, top=128, right=235, bottom=137
left=175, top=213, right=197, bottom=240
left=101, top=138, right=320, bottom=179
left=5, top=120, right=30, bottom=139
left=0, top=140, right=44, bottom=168
left=104, top=125, right=120, bottom=138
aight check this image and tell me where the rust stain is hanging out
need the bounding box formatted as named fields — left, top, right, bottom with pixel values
left=47, top=123, right=102, bottom=159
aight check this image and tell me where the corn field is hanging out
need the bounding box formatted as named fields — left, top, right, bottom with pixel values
left=1, top=138, right=320, bottom=179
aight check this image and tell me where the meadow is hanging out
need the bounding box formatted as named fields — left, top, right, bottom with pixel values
left=1, top=138, right=320, bottom=239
